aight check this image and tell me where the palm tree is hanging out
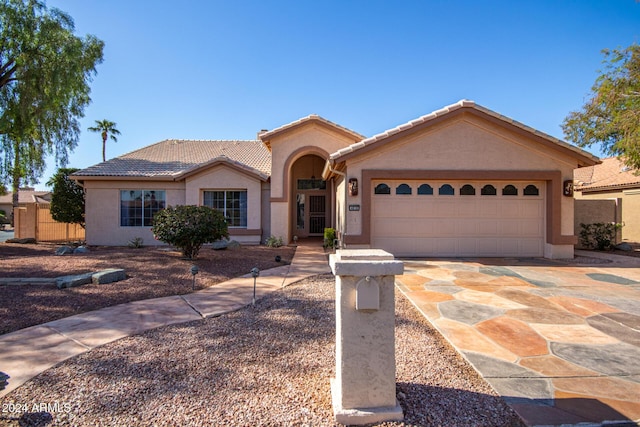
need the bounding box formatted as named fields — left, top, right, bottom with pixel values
left=88, top=119, right=120, bottom=162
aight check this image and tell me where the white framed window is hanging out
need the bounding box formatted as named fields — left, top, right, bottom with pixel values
left=120, top=190, right=166, bottom=227
left=203, top=190, right=247, bottom=227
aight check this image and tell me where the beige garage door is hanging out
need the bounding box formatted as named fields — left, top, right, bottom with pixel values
left=371, top=180, right=545, bottom=257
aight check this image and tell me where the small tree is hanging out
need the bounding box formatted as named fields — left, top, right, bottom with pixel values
left=47, top=167, right=85, bottom=228
left=152, top=205, right=229, bottom=259
left=562, top=44, right=640, bottom=170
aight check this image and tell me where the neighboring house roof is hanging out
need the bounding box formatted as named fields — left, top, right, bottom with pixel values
left=259, top=114, right=365, bottom=148
left=72, top=139, right=272, bottom=181
left=328, top=99, right=600, bottom=167
left=0, top=190, right=51, bottom=205
left=574, top=157, right=640, bottom=192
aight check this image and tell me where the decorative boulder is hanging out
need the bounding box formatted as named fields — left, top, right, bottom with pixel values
left=6, top=237, right=36, bottom=244
left=212, top=239, right=229, bottom=250
left=56, top=273, right=94, bottom=289
left=92, top=269, right=126, bottom=284
left=55, top=246, right=75, bottom=255
left=227, top=240, right=241, bottom=250
left=614, top=242, right=633, bottom=251
left=73, top=246, right=90, bottom=254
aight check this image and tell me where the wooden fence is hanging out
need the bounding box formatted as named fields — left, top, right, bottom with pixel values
left=14, top=203, right=85, bottom=242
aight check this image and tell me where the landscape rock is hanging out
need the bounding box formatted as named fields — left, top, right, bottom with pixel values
left=227, top=240, right=241, bottom=250
left=55, top=246, right=75, bottom=255
left=614, top=242, right=633, bottom=251
left=6, top=237, right=37, bottom=244
left=211, top=239, right=229, bottom=250
left=73, top=246, right=90, bottom=254
left=92, top=268, right=126, bottom=285
left=56, top=273, right=93, bottom=289
left=55, top=269, right=127, bottom=288
left=0, top=371, right=8, bottom=391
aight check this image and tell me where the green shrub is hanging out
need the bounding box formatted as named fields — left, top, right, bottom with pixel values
left=128, top=237, right=144, bottom=248
left=152, top=205, right=229, bottom=259
left=265, top=235, right=284, bottom=247
left=323, top=228, right=336, bottom=249
left=579, top=222, right=623, bottom=250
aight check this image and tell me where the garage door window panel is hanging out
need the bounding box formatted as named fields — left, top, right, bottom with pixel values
left=502, top=185, right=518, bottom=196
left=418, top=184, right=433, bottom=195
left=374, top=183, right=391, bottom=194
left=396, top=184, right=412, bottom=195
left=439, top=184, right=455, bottom=196
left=524, top=185, right=540, bottom=196
left=481, top=185, right=497, bottom=196
left=460, top=184, right=476, bottom=195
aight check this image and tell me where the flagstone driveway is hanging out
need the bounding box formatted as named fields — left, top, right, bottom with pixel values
left=396, top=252, right=640, bottom=426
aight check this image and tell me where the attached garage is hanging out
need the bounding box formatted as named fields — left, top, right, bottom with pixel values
left=325, top=100, right=601, bottom=259
left=371, top=180, right=545, bottom=257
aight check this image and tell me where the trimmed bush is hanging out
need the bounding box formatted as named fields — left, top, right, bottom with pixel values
left=579, top=222, right=623, bottom=251
left=152, top=205, right=229, bottom=259
left=323, top=228, right=336, bottom=249
left=265, top=235, right=284, bottom=247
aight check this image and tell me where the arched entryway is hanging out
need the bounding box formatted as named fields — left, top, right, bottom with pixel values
left=290, top=154, right=329, bottom=238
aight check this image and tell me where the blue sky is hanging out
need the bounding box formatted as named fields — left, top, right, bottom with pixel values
left=35, top=0, right=640, bottom=189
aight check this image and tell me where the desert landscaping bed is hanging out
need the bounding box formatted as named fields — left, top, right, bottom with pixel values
left=0, top=274, right=524, bottom=427
left=0, top=243, right=296, bottom=335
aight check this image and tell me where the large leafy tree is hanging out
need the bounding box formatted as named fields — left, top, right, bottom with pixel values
left=563, top=44, right=640, bottom=170
left=0, top=0, right=104, bottom=210
left=88, top=119, right=120, bottom=162
left=47, top=167, right=84, bottom=227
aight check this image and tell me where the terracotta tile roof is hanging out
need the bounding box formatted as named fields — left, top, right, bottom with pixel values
left=0, top=190, right=51, bottom=204
left=73, top=139, right=271, bottom=180
left=574, top=157, right=640, bottom=192
left=329, top=100, right=600, bottom=165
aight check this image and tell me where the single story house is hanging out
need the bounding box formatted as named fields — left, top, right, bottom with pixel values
left=574, top=157, right=640, bottom=244
left=0, top=188, right=51, bottom=220
left=72, top=100, right=599, bottom=259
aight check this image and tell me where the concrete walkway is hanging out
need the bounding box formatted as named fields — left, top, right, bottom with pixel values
left=397, top=250, right=640, bottom=427
left=0, top=241, right=331, bottom=397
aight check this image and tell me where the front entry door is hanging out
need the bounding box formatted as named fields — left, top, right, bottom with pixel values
left=296, top=192, right=326, bottom=237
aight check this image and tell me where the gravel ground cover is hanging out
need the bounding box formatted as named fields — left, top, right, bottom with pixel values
left=0, top=243, right=296, bottom=335
left=0, top=274, right=524, bottom=427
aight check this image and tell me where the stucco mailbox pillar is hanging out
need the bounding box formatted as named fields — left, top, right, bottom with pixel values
left=329, top=249, right=404, bottom=425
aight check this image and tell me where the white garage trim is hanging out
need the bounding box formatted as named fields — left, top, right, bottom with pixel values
left=371, top=180, right=545, bottom=257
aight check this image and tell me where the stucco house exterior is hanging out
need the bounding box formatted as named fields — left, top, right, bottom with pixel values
left=574, top=157, right=640, bottom=244
left=72, top=100, right=599, bottom=259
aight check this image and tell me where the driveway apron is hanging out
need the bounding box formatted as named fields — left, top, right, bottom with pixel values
left=397, top=251, right=640, bottom=426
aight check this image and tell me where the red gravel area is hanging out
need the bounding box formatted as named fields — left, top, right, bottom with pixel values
left=0, top=243, right=295, bottom=335
left=0, top=275, right=524, bottom=426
